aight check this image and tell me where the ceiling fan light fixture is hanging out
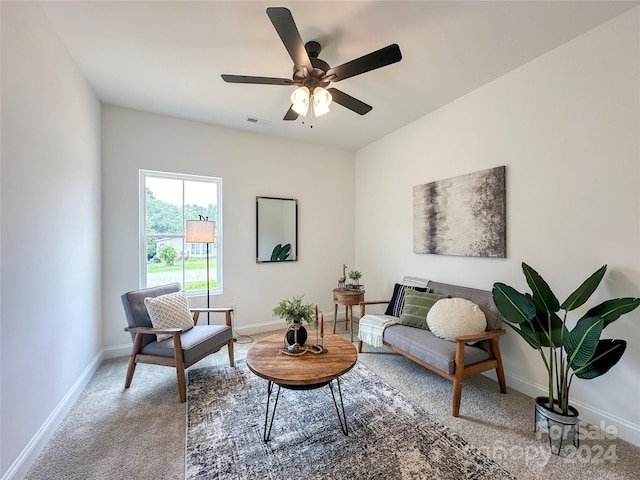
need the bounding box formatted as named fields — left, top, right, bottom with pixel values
left=312, top=87, right=332, bottom=117
left=222, top=8, right=402, bottom=122
left=291, top=86, right=310, bottom=116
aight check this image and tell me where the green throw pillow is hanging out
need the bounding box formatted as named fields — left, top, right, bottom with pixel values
left=398, top=291, right=447, bottom=329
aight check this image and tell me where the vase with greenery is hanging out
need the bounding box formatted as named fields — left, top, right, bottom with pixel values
left=492, top=263, right=639, bottom=417
left=273, top=295, right=316, bottom=346
left=348, top=270, right=362, bottom=285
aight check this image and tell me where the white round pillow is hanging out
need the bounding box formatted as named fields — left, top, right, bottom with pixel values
left=426, top=298, right=487, bottom=343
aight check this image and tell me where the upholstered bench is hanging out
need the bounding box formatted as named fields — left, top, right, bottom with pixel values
left=358, top=278, right=507, bottom=417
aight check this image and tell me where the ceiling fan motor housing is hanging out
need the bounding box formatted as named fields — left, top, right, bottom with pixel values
left=293, top=41, right=330, bottom=89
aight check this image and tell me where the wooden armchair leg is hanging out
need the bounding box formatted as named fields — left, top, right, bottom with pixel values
left=125, top=358, right=137, bottom=389
left=357, top=340, right=363, bottom=353
left=228, top=339, right=235, bottom=367
left=125, top=333, right=144, bottom=388
left=173, top=335, right=187, bottom=403
left=176, top=367, right=187, bottom=403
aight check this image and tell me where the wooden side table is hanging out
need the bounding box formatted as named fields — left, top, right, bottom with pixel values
left=332, top=288, right=365, bottom=342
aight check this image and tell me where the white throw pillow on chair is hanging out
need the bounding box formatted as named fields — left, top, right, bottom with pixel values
left=144, top=290, right=194, bottom=342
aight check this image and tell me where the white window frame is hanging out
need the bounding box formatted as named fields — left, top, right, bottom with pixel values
left=139, top=170, right=223, bottom=295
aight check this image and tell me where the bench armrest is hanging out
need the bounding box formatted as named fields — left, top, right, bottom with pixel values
left=455, top=328, right=506, bottom=344
left=359, top=300, right=390, bottom=316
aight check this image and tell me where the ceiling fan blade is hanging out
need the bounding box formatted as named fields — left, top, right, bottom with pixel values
left=327, top=88, right=373, bottom=115
left=266, top=7, right=313, bottom=75
left=221, top=74, right=294, bottom=86
left=325, top=44, right=402, bottom=82
left=283, top=105, right=299, bottom=121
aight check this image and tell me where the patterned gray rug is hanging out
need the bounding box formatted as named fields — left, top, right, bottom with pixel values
left=186, top=361, right=516, bottom=480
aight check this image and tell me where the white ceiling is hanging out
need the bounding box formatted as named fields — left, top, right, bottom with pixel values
left=38, top=0, right=637, bottom=151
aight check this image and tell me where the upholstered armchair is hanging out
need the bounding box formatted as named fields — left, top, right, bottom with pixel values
left=121, top=282, right=234, bottom=402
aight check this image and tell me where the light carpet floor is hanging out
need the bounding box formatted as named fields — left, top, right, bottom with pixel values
left=25, top=327, right=640, bottom=480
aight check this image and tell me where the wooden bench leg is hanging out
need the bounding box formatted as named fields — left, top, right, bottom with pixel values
left=453, top=342, right=465, bottom=416
left=491, top=338, right=507, bottom=394
left=452, top=378, right=463, bottom=417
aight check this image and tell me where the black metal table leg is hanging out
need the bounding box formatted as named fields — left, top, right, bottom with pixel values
left=328, top=377, right=349, bottom=436
left=262, top=377, right=348, bottom=441
left=263, top=381, right=281, bottom=442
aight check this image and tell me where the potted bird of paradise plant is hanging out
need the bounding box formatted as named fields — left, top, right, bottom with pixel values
left=492, top=263, right=639, bottom=454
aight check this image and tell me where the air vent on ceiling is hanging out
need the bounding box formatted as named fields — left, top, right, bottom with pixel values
left=246, top=117, right=271, bottom=126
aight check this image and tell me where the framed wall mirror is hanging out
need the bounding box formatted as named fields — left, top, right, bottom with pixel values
left=256, top=196, right=298, bottom=262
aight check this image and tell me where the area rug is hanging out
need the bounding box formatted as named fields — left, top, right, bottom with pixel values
left=186, top=361, right=516, bottom=480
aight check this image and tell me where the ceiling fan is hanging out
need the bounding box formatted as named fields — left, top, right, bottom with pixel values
left=221, top=7, right=402, bottom=121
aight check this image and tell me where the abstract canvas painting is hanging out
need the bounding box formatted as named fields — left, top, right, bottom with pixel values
left=413, top=166, right=506, bottom=257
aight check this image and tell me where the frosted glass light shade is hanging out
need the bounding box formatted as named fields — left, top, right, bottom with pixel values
left=313, top=87, right=332, bottom=117
left=185, top=220, right=215, bottom=243
left=291, top=86, right=310, bottom=116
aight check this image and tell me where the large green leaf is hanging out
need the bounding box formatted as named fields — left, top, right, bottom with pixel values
left=564, top=317, right=604, bottom=368
left=522, top=263, right=560, bottom=314
left=573, top=339, right=627, bottom=379
left=560, top=265, right=607, bottom=311
left=492, top=283, right=536, bottom=324
left=529, top=311, right=566, bottom=347
left=584, top=297, right=640, bottom=327
left=505, top=321, right=541, bottom=349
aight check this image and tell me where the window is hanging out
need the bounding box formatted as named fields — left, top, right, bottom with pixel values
left=140, top=170, right=222, bottom=295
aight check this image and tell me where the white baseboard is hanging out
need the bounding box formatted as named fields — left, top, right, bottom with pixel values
left=233, top=319, right=285, bottom=337
left=103, top=343, right=131, bottom=359
left=2, top=350, right=104, bottom=480
left=501, top=369, right=640, bottom=447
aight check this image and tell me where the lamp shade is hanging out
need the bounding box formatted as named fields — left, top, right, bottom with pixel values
left=185, top=220, right=215, bottom=243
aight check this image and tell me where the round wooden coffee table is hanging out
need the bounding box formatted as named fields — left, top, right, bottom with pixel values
left=246, top=333, right=357, bottom=441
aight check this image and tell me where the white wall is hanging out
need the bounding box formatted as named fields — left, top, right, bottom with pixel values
left=355, top=7, right=640, bottom=445
left=102, top=106, right=355, bottom=355
left=0, top=2, right=102, bottom=478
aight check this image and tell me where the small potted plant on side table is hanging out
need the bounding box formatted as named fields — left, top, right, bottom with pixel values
left=347, top=270, right=363, bottom=290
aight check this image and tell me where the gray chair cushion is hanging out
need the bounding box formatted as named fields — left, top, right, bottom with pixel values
left=383, top=325, right=490, bottom=375
left=142, top=325, right=232, bottom=364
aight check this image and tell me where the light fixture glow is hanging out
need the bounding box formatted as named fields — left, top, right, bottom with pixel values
left=291, top=86, right=310, bottom=116
left=312, top=87, right=332, bottom=117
